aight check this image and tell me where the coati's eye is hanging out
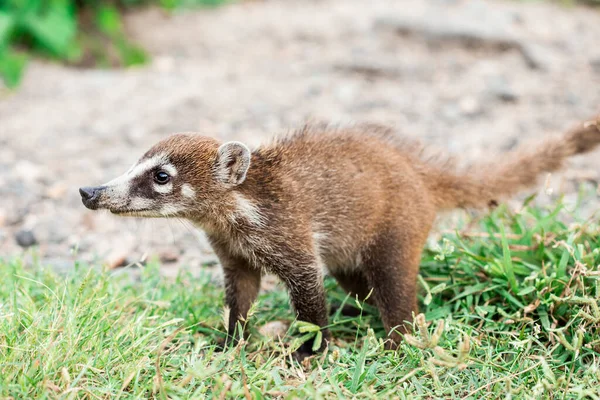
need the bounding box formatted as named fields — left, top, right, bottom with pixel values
left=154, top=171, right=171, bottom=184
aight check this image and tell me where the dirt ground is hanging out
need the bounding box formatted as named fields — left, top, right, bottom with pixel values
left=1, top=0, right=600, bottom=275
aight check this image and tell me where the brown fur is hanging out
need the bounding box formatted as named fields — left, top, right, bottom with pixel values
left=81, top=116, right=600, bottom=359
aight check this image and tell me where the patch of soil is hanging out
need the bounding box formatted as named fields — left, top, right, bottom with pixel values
left=1, top=0, right=599, bottom=276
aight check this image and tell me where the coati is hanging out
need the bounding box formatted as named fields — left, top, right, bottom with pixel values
left=80, top=117, right=600, bottom=359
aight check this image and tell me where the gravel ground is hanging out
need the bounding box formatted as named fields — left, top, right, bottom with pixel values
left=1, top=0, right=600, bottom=275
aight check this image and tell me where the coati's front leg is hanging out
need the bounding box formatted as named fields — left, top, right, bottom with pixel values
left=260, top=248, right=330, bottom=360
left=282, top=265, right=329, bottom=359
left=213, top=247, right=262, bottom=346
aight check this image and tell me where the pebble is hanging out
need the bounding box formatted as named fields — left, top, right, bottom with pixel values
left=106, top=244, right=134, bottom=269
left=258, top=321, right=289, bottom=339
left=159, top=248, right=180, bottom=263
left=15, top=229, right=37, bottom=248
left=459, top=96, right=483, bottom=118
left=590, top=58, right=600, bottom=74
left=46, top=184, right=68, bottom=200
left=375, top=2, right=518, bottom=49
left=14, top=160, right=43, bottom=184
left=486, top=76, right=518, bottom=103
left=519, top=43, right=554, bottom=71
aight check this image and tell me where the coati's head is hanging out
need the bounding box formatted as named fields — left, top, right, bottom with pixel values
left=79, top=133, right=251, bottom=220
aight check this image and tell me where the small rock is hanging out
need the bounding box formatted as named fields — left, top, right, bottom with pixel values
left=80, top=213, right=96, bottom=230
left=258, top=321, right=289, bottom=339
left=565, top=93, right=580, bottom=106
left=158, top=248, right=180, bottom=263
left=46, top=183, right=68, bottom=199
left=459, top=96, right=483, bottom=117
left=375, top=3, right=519, bottom=50
left=501, top=137, right=519, bottom=152
left=106, top=244, right=134, bottom=269
left=15, top=229, right=37, bottom=248
left=334, top=60, right=403, bottom=79
left=486, top=76, right=518, bottom=103
left=14, top=160, right=43, bottom=184
left=591, top=58, right=600, bottom=74
left=441, top=104, right=462, bottom=123
left=519, top=43, right=554, bottom=71
left=6, top=207, right=27, bottom=226
left=46, top=224, right=70, bottom=244
left=201, top=258, right=219, bottom=268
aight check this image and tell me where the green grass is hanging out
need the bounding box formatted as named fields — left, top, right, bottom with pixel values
left=2, top=199, right=600, bottom=398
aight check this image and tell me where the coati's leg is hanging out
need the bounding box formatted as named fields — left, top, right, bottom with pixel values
left=281, top=265, right=329, bottom=359
left=261, top=249, right=329, bottom=360
left=222, top=263, right=262, bottom=343
left=213, top=248, right=262, bottom=346
left=361, top=227, right=423, bottom=348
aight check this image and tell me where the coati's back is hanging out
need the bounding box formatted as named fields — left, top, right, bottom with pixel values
left=245, top=119, right=600, bottom=270
left=246, top=125, right=439, bottom=270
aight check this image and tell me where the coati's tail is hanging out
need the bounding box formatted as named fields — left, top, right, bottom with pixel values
left=430, top=116, right=600, bottom=210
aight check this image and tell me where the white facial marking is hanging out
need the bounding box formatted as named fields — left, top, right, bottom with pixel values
left=100, top=153, right=170, bottom=210
left=128, top=153, right=169, bottom=179
left=181, top=184, right=196, bottom=199
left=103, top=153, right=169, bottom=190
left=161, top=163, right=178, bottom=177
left=233, top=193, right=265, bottom=226
left=153, top=182, right=173, bottom=194
left=160, top=204, right=185, bottom=216
left=129, top=197, right=154, bottom=210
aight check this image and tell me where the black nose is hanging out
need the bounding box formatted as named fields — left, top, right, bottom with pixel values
left=79, top=186, right=98, bottom=201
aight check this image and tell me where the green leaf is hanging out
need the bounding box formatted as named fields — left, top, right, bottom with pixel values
left=538, top=306, right=550, bottom=331
left=425, top=306, right=451, bottom=320
left=117, top=41, right=148, bottom=66
left=500, top=223, right=518, bottom=294
left=296, top=321, right=320, bottom=333
left=0, top=48, right=27, bottom=88
left=95, top=5, right=122, bottom=36
left=22, top=4, right=77, bottom=57
left=0, top=11, right=15, bottom=47
left=499, top=289, right=526, bottom=309
left=516, top=286, right=536, bottom=296
left=350, top=340, right=368, bottom=393
left=311, top=331, right=322, bottom=352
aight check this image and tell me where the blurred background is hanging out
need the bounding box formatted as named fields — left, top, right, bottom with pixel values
left=1, top=0, right=600, bottom=275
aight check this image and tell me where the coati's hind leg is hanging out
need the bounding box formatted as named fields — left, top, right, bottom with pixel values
left=361, top=226, right=425, bottom=348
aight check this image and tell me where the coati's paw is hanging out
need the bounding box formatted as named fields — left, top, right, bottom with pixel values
left=292, top=341, right=318, bottom=363
left=292, top=333, right=329, bottom=363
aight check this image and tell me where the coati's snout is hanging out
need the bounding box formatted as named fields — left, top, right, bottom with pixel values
left=79, top=186, right=105, bottom=210
left=79, top=133, right=252, bottom=219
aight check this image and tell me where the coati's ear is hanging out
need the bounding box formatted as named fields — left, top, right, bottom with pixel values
left=215, top=141, right=251, bottom=185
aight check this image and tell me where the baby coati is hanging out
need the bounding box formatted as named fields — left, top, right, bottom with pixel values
left=80, top=117, right=600, bottom=359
